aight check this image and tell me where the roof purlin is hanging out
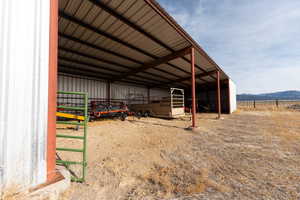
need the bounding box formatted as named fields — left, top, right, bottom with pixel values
left=59, top=11, right=194, bottom=78
left=89, top=0, right=216, bottom=81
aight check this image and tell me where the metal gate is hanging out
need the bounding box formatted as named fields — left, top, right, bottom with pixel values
left=56, top=91, right=88, bottom=182
left=170, top=88, right=185, bottom=108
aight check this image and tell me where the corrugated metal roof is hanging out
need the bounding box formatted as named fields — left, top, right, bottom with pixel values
left=58, top=0, right=230, bottom=89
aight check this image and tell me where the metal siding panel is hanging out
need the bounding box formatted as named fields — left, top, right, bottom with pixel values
left=58, top=75, right=107, bottom=100
left=229, top=79, right=237, bottom=113
left=0, top=0, right=49, bottom=192
left=150, top=89, right=169, bottom=99
left=111, top=83, right=147, bottom=101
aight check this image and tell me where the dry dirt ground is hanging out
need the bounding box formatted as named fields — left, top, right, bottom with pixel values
left=57, top=111, right=300, bottom=200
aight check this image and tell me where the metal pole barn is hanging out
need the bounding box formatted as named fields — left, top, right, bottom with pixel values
left=191, top=47, right=196, bottom=127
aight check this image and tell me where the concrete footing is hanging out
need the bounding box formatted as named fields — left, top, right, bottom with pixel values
left=26, top=167, right=70, bottom=200
left=6, top=167, right=71, bottom=200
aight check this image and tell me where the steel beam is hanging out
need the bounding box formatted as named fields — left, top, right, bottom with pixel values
left=59, top=64, right=115, bottom=78
left=59, top=12, right=191, bottom=77
left=111, top=47, right=191, bottom=82
left=59, top=35, right=188, bottom=81
left=48, top=0, right=58, bottom=182
left=59, top=47, right=186, bottom=84
left=150, top=70, right=217, bottom=88
left=88, top=0, right=211, bottom=78
left=58, top=56, right=169, bottom=85
left=60, top=11, right=154, bottom=58
left=216, top=70, right=221, bottom=119
left=59, top=46, right=131, bottom=70
left=58, top=64, right=164, bottom=86
left=89, top=0, right=171, bottom=51
left=58, top=66, right=154, bottom=87
left=59, top=56, right=122, bottom=74
left=59, top=33, right=141, bottom=64
left=180, top=57, right=217, bottom=80
left=191, top=47, right=196, bottom=128
left=59, top=50, right=189, bottom=88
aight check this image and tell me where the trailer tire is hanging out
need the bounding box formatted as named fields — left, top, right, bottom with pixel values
left=144, top=111, right=150, bottom=118
left=135, top=111, right=142, bottom=119
left=120, top=113, right=127, bottom=121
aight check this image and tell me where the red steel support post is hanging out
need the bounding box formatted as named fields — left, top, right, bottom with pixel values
left=190, top=47, right=196, bottom=127
left=47, top=0, right=58, bottom=181
left=216, top=70, right=221, bottom=119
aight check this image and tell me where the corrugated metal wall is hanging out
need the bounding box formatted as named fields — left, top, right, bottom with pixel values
left=111, top=83, right=148, bottom=104
left=58, top=74, right=169, bottom=104
left=150, top=88, right=170, bottom=100
left=111, top=83, right=147, bottom=100
left=58, top=74, right=107, bottom=104
left=0, top=0, right=50, bottom=194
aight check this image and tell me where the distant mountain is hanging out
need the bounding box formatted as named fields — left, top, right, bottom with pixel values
left=237, top=90, right=300, bottom=101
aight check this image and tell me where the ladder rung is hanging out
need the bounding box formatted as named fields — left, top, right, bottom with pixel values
left=57, top=105, right=86, bottom=111
left=56, top=160, right=85, bottom=165
left=57, top=134, right=84, bottom=139
left=57, top=91, right=87, bottom=96
left=56, top=148, right=84, bottom=152
left=71, top=177, right=84, bottom=183
left=56, top=121, right=84, bottom=126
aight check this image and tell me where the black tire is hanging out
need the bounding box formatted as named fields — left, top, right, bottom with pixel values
left=120, top=113, right=127, bottom=121
left=135, top=111, right=142, bottom=119
left=144, top=111, right=150, bottom=118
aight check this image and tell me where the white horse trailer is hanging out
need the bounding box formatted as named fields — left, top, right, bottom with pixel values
left=130, top=88, right=185, bottom=118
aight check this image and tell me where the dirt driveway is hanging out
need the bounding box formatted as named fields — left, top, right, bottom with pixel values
left=58, top=111, right=300, bottom=200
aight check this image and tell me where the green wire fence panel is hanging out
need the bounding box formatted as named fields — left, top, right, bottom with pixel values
left=56, top=91, right=88, bottom=182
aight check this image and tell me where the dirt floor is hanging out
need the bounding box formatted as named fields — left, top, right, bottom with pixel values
left=57, top=110, right=300, bottom=200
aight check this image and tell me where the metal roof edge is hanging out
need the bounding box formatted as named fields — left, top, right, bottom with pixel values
left=144, top=0, right=230, bottom=79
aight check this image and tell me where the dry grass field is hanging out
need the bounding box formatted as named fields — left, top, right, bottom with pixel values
left=56, top=110, right=300, bottom=200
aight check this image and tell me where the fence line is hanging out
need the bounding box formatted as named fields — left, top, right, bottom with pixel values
left=237, top=99, right=300, bottom=109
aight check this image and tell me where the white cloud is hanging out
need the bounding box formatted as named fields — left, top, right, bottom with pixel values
left=158, top=0, right=300, bottom=93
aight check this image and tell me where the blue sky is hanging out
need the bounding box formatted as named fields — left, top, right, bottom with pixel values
left=157, top=0, right=300, bottom=94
